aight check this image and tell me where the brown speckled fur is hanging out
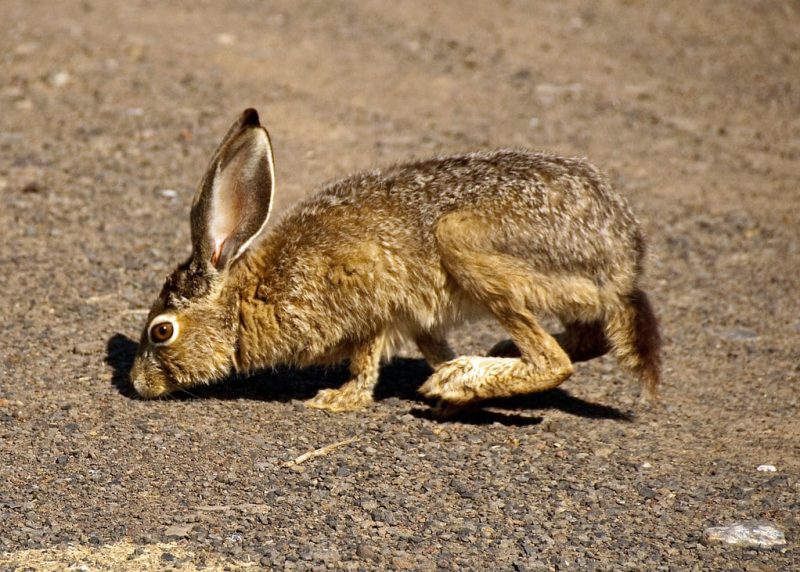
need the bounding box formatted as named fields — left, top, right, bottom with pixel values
left=131, top=109, right=661, bottom=412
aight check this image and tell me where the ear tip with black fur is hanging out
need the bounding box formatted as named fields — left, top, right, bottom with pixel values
left=240, top=108, right=261, bottom=127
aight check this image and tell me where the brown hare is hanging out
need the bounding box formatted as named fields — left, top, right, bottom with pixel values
left=131, top=108, right=660, bottom=414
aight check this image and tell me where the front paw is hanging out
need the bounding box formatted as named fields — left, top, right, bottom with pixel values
left=305, top=387, right=373, bottom=412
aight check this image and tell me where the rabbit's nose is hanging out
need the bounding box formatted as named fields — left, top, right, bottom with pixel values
left=130, top=359, right=168, bottom=399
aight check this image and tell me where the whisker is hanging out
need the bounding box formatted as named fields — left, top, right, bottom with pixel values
left=178, top=387, right=202, bottom=400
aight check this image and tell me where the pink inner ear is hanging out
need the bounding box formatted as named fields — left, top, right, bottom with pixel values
left=202, top=126, right=273, bottom=268
left=209, top=173, right=246, bottom=264
left=210, top=238, right=226, bottom=266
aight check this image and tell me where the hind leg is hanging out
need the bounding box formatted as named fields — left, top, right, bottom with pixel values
left=557, top=320, right=611, bottom=362
left=420, top=321, right=574, bottom=408
left=419, top=211, right=575, bottom=410
left=488, top=320, right=610, bottom=363
left=415, top=331, right=456, bottom=368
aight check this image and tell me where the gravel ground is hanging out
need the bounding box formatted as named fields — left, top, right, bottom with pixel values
left=1, top=1, right=799, bottom=570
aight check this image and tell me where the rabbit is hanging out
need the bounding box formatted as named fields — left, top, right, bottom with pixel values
left=131, top=108, right=661, bottom=414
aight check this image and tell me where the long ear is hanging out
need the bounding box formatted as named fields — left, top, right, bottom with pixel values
left=190, top=108, right=275, bottom=271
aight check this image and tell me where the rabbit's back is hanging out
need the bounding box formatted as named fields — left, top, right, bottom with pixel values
left=284, top=149, right=642, bottom=282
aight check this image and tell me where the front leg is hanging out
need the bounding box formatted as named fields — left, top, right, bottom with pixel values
left=305, top=334, right=384, bottom=412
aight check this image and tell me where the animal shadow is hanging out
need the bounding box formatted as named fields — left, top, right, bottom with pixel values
left=105, top=333, right=631, bottom=425
left=106, top=333, right=139, bottom=397
left=105, top=333, right=420, bottom=403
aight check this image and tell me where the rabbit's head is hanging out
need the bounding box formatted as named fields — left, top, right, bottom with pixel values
left=131, top=109, right=275, bottom=398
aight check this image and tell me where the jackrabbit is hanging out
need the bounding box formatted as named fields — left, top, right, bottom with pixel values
left=131, top=108, right=661, bottom=413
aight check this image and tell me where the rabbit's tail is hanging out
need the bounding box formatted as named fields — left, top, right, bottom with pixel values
left=604, top=288, right=662, bottom=400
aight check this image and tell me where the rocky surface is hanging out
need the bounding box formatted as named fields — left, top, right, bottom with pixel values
left=1, top=0, right=798, bottom=569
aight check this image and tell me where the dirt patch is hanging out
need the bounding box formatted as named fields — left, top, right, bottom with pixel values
left=0, top=541, right=251, bottom=571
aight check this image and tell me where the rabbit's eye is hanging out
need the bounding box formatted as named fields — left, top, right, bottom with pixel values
left=151, top=322, right=173, bottom=342
left=148, top=315, right=179, bottom=346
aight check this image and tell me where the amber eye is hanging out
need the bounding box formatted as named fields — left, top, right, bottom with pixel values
left=148, top=315, right=179, bottom=346
left=150, top=322, right=173, bottom=343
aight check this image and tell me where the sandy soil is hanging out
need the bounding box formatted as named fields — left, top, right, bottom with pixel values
left=1, top=0, right=798, bottom=569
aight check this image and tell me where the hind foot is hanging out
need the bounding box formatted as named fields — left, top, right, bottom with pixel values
left=420, top=353, right=573, bottom=408
left=420, top=356, right=511, bottom=405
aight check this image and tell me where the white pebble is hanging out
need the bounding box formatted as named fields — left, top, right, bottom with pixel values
left=756, top=464, right=777, bottom=472
left=160, top=189, right=178, bottom=199
left=216, top=33, right=236, bottom=46
left=50, top=71, right=71, bottom=87
left=703, top=522, right=786, bottom=548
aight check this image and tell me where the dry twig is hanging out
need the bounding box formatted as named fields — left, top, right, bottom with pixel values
left=283, top=437, right=359, bottom=467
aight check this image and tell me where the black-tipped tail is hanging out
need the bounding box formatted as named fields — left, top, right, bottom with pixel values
left=629, top=288, right=661, bottom=399
left=605, top=288, right=662, bottom=400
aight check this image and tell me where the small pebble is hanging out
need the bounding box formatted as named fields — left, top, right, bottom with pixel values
left=161, top=551, right=177, bottom=562
left=50, top=71, right=71, bottom=87
left=356, top=544, right=378, bottom=560
left=72, top=342, right=95, bottom=355
left=392, top=556, right=415, bottom=569
left=21, top=181, right=43, bottom=194
left=164, top=523, right=193, bottom=539
left=756, top=464, right=777, bottom=472
left=636, top=484, right=658, bottom=499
